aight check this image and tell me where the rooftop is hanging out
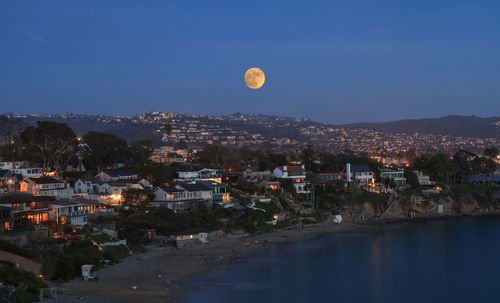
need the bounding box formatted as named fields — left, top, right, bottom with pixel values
left=0, top=193, right=49, bottom=203
left=101, top=169, right=137, bottom=177
left=276, top=165, right=306, bottom=172
left=27, top=177, right=63, bottom=184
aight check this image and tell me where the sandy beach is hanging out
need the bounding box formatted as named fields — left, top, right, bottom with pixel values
left=58, top=222, right=367, bottom=303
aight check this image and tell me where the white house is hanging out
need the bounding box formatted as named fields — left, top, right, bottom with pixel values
left=75, top=177, right=150, bottom=195
left=49, top=199, right=87, bottom=226
left=65, top=156, right=86, bottom=172
left=241, top=165, right=272, bottom=184
left=414, top=170, right=431, bottom=185
left=74, top=178, right=104, bottom=194
left=0, top=161, right=30, bottom=170
left=96, top=170, right=138, bottom=182
left=177, top=180, right=230, bottom=204
left=152, top=184, right=213, bottom=211
left=176, top=168, right=221, bottom=183
left=380, top=168, right=407, bottom=188
left=343, top=163, right=375, bottom=186
left=11, top=167, right=44, bottom=178
left=19, top=177, right=74, bottom=198
left=273, top=165, right=310, bottom=194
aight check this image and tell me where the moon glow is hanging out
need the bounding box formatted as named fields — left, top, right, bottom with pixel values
left=244, top=67, right=265, bottom=89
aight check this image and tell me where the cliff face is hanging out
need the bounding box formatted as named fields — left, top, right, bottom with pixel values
left=340, top=187, right=500, bottom=223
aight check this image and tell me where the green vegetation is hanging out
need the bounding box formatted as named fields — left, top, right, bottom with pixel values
left=132, top=161, right=174, bottom=186
left=41, top=240, right=104, bottom=281
left=20, top=121, right=77, bottom=174
left=122, top=188, right=155, bottom=206
left=0, top=240, right=39, bottom=262
left=82, top=131, right=128, bottom=171
left=412, top=148, right=498, bottom=185
left=0, top=265, right=48, bottom=303
left=450, top=183, right=499, bottom=206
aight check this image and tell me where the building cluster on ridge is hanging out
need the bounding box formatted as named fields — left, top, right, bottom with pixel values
left=10, top=112, right=497, bottom=155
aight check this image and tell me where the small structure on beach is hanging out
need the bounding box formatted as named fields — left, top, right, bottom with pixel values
left=169, top=228, right=208, bottom=247
left=82, top=264, right=95, bottom=281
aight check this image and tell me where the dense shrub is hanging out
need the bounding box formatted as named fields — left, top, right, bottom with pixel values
left=0, top=265, right=48, bottom=303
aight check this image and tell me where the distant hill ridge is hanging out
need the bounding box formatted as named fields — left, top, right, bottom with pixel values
left=0, top=113, right=498, bottom=142
left=338, top=115, right=500, bottom=138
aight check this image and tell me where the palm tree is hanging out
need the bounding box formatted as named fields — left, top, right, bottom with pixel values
left=484, top=147, right=499, bottom=159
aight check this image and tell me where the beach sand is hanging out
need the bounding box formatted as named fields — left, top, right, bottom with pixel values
left=59, top=222, right=367, bottom=303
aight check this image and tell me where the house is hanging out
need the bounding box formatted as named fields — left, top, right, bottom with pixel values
left=77, top=198, right=101, bottom=215
left=221, top=172, right=242, bottom=185
left=414, top=170, right=431, bottom=185
left=176, top=168, right=221, bottom=183
left=65, top=156, right=86, bottom=172
left=19, top=177, right=74, bottom=198
left=0, top=160, right=30, bottom=170
left=316, top=173, right=344, bottom=184
left=343, top=163, right=375, bottom=186
left=380, top=168, right=407, bottom=188
left=0, top=170, right=14, bottom=191
left=257, top=180, right=280, bottom=192
left=169, top=228, right=208, bottom=247
left=76, top=177, right=149, bottom=197
left=149, top=153, right=187, bottom=164
left=0, top=206, right=14, bottom=233
left=0, top=193, right=50, bottom=225
left=0, top=160, right=43, bottom=178
left=100, top=179, right=149, bottom=194
left=96, top=170, right=138, bottom=182
left=241, top=165, right=272, bottom=184
left=273, top=165, right=310, bottom=194
left=11, top=167, right=43, bottom=178
left=178, top=180, right=230, bottom=204
left=49, top=199, right=87, bottom=226
left=152, top=184, right=213, bottom=211
left=74, top=178, right=104, bottom=194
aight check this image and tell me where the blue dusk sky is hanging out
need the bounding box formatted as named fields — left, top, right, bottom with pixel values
left=1, top=0, right=499, bottom=124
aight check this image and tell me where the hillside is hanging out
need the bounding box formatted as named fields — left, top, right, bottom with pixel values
left=0, top=116, right=24, bottom=145
left=339, top=115, right=500, bottom=138
left=22, top=116, right=162, bottom=143
left=0, top=114, right=497, bottom=150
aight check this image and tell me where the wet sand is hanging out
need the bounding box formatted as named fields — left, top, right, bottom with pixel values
left=59, top=222, right=367, bottom=303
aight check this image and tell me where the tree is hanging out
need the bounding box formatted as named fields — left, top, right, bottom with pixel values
left=452, top=151, right=473, bottom=183
left=20, top=121, right=77, bottom=174
left=163, top=124, right=173, bottom=136
left=300, top=143, right=316, bottom=171
left=0, top=143, right=20, bottom=160
left=133, top=161, right=174, bottom=186
left=382, top=178, right=397, bottom=189
left=257, top=152, right=288, bottom=171
left=82, top=132, right=127, bottom=171
left=403, top=170, right=418, bottom=189
left=471, top=156, right=498, bottom=184
left=123, top=188, right=155, bottom=206
left=484, top=147, right=499, bottom=159
left=125, top=140, right=155, bottom=167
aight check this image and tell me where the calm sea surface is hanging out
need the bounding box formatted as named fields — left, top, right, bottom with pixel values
left=179, top=217, right=500, bottom=303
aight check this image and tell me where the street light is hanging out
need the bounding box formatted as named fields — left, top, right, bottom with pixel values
left=7, top=178, right=14, bottom=192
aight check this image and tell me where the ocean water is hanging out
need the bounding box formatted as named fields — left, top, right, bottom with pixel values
left=180, top=217, right=500, bottom=303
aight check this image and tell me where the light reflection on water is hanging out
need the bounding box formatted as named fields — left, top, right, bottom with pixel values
left=180, top=218, right=500, bottom=303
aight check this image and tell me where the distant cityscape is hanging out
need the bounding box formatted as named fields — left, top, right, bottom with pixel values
left=3, top=112, right=498, bottom=156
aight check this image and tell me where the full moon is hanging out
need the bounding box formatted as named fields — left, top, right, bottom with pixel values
left=244, top=67, right=265, bottom=89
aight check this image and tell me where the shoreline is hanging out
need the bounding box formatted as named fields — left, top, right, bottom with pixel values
left=58, top=213, right=500, bottom=303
